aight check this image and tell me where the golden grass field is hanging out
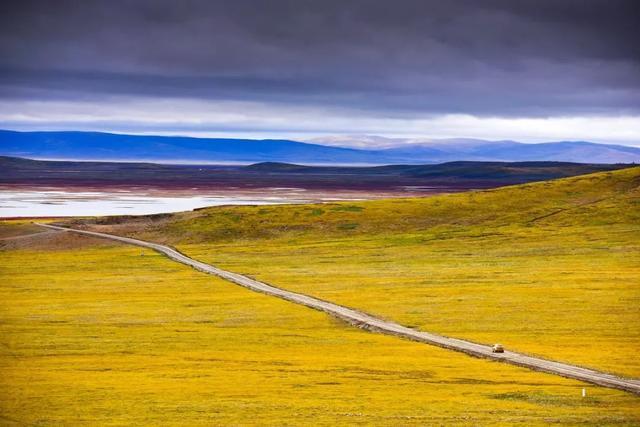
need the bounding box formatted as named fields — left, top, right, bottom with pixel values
left=1, top=167, right=639, bottom=424
left=93, top=167, right=640, bottom=379
left=2, top=239, right=640, bottom=425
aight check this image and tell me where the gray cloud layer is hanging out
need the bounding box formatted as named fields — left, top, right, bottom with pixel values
left=1, top=0, right=639, bottom=117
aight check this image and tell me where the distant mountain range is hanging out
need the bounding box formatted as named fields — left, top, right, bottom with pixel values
left=308, top=135, right=640, bottom=164
left=1, top=129, right=639, bottom=165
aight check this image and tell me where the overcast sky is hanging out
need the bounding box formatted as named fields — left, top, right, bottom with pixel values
left=1, top=0, right=639, bottom=145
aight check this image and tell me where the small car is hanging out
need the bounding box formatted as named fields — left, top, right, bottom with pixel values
left=492, top=343, right=504, bottom=353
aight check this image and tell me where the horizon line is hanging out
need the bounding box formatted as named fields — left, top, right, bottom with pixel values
left=1, top=127, right=637, bottom=149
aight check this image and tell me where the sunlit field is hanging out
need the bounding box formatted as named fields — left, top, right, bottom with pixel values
left=1, top=239, right=639, bottom=425
left=3, top=0, right=639, bottom=424
left=84, top=167, right=640, bottom=378
left=2, top=167, right=639, bottom=424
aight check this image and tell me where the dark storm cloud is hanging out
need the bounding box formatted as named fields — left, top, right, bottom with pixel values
left=0, top=0, right=638, bottom=116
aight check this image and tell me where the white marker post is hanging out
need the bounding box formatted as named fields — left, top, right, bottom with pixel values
left=582, top=388, right=586, bottom=397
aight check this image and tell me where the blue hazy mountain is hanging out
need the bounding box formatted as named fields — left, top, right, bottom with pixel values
left=0, top=130, right=393, bottom=164
left=379, top=140, right=640, bottom=164
left=1, top=130, right=639, bottom=164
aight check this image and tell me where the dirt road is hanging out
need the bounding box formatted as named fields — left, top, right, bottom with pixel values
left=36, top=223, right=640, bottom=395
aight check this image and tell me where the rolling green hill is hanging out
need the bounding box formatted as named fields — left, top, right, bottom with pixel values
left=79, top=166, right=639, bottom=242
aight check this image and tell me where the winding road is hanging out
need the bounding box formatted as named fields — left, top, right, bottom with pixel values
left=37, top=223, right=640, bottom=395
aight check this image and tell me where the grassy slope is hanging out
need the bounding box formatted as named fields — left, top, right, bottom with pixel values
left=84, top=167, right=640, bottom=377
left=0, top=220, right=43, bottom=239
left=97, top=166, right=639, bottom=242
left=1, top=240, right=639, bottom=425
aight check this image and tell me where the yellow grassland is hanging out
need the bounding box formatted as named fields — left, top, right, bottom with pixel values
left=1, top=243, right=639, bottom=425
left=90, top=167, right=640, bottom=378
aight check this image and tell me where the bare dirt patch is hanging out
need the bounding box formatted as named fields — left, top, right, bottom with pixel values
left=0, top=228, right=121, bottom=251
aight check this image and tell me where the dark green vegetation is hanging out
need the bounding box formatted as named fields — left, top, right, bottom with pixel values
left=0, top=155, right=632, bottom=190
left=246, top=161, right=631, bottom=183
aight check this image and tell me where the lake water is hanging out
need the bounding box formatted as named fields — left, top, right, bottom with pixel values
left=0, top=190, right=310, bottom=217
